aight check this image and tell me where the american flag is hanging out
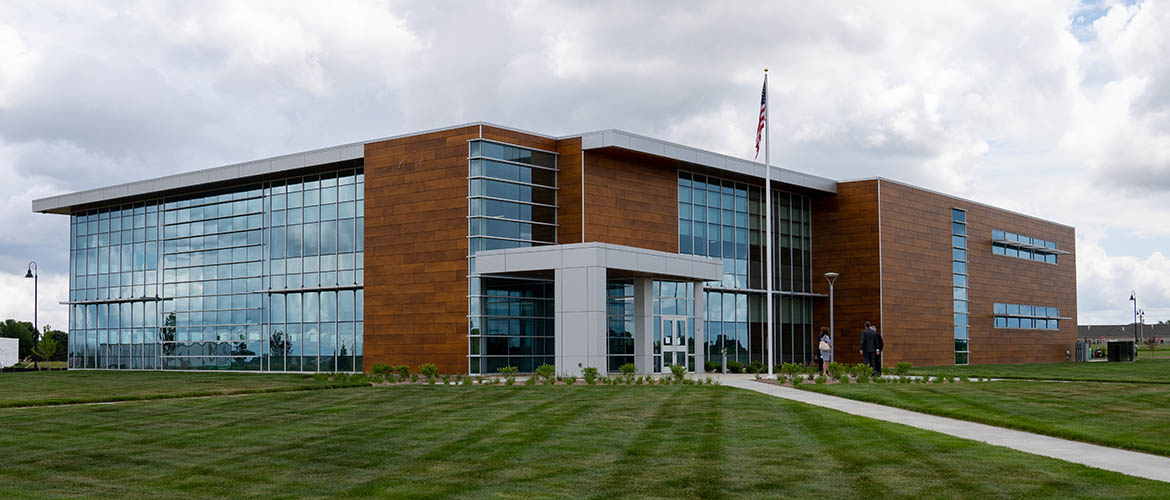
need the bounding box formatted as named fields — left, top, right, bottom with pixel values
left=755, top=76, right=767, bottom=159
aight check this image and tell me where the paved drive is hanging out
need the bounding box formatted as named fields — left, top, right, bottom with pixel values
left=720, top=376, right=1170, bottom=483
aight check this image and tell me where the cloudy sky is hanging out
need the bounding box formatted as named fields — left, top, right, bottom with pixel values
left=1, top=0, right=1167, bottom=330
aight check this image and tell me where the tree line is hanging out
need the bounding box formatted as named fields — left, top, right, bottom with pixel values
left=0, top=319, right=67, bottom=368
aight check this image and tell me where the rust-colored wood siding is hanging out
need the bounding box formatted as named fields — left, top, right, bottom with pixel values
left=581, top=150, right=678, bottom=252
left=811, top=180, right=881, bottom=365
left=557, top=138, right=584, bottom=244
left=364, top=126, right=476, bottom=373
left=363, top=125, right=558, bottom=374
left=877, top=180, right=1077, bottom=366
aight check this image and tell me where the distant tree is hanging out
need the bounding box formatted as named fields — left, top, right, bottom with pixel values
left=41, top=325, right=68, bottom=361
left=32, top=336, right=58, bottom=370
left=269, top=330, right=291, bottom=357
left=160, top=313, right=177, bottom=356
left=0, top=319, right=36, bottom=360
left=1145, top=336, right=1159, bottom=352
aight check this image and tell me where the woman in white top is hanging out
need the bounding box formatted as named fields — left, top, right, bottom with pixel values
left=818, top=326, right=832, bottom=376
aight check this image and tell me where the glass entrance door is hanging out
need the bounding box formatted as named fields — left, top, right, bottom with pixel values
left=660, top=316, right=688, bottom=373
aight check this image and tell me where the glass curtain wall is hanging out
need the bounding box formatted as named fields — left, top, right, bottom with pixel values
left=952, top=208, right=969, bottom=365
left=606, top=280, right=635, bottom=371
left=67, top=166, right=364, bottom=372
left=677, top=171, right=815, bottom=368
left=467, top=139, right=557, bottom=374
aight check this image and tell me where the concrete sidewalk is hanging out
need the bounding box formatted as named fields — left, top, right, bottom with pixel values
left=720, top=376, right=1170, bottom=483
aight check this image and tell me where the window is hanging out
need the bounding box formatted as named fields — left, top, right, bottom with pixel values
left=993, top=302, right=1061, bottom=330
left=992, top=230, right=1061, bottom=264
left=952, top=208, right=969, bottom=365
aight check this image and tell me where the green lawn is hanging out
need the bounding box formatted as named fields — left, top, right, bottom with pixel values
left=2, top=380, right=1168, bottom=498
left=907, top=357, right=1170, bottom=383
left=0, top=371, right=364, bottom=408
left=803, top=380, right=1170, bottom=457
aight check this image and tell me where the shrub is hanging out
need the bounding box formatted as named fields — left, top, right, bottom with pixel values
left=499, top=365, right=519, bottom=384
left=777, top=375, right=787, bottom=385
left=857, top=373, right=870, bottom=384
left=583, top=367, right=599, bottom=385
left=814, top=375, right=828, bottom=384
left=371, top=363, right=392, bottom=377
left=441, top=374, right=450, bottom=385
left=727, top=361, right=744, bottom=374
left=895, top=362, right=912, bottom=376
left=535, top=363, right=556, bottom=382
left=747, top=360, right=764, bottom=374
left=635, top=376, right=644, bottom=385
left=462, top=375, right=471, bottom=385
left=780, top=363, right=802, bottom=376
left=419, top=363, right=439, bottom=381
left=827, top=362, right=847, bottom=379
left=564, top=376, right=578, bottom=385
left=704, top=360, right=719, bottom=373
left=839, top=375, right=851, bottom=384
left=669, top=364, right=686, bottom=382
left=525, top=375, right=537, bottom=386
left=658, top=377, right=669, bottom=385
left=619, top=363, right=637, bottom=382
left=410, top=373, right=418, bottom=383
left=792, top=374, right=803, bottom=386
left=704, top=376, right=714, bottom=385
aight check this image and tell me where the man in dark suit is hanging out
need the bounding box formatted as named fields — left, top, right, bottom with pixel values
left=859, top=321, right=883, bottom=376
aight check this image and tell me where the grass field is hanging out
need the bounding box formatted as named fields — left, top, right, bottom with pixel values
left=802, top=380, right=1170, bottom=457
left=2, top=375, right=1169, bottom=499
left=907, top=357, right=1170, bottom=383
left=0, top=371, right=364, bottom=408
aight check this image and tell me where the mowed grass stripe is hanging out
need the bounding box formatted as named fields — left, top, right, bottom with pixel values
left=803, top=380, right=1170, bottom=458
left=2, top=385, right=1170, bottom=499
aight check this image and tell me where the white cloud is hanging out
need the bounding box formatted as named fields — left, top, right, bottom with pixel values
left=0, top=0, right=1168, bottom=328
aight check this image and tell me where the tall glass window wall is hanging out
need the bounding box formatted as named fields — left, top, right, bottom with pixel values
left=952, top=208, right=969, bottom=365
left=468, top=139, right=557, bottom=373
left=607, top=281, right=635, bottom=372
left=67, top=166, right=364, bottom=372
left=677, top=171, right=814, bottom=368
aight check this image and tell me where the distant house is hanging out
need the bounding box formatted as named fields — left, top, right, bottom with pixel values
left=1078, top=324, right=1170, bottom=341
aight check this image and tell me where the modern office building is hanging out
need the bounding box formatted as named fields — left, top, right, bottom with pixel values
left=32, top=122, right=1078, bottom=375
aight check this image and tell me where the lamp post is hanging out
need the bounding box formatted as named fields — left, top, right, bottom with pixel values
left=1130, top=291, right=1138, bottom=360
left=24, top=261, right=37, bottom=335
left=1139, top=309, right=1145, bottom=342
left=824, top=272, right=839, bottom=361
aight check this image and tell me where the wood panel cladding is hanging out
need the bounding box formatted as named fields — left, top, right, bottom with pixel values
left=581, top=149, right=678, bottom=253
left=363, top=125, right=560, bottom=374
left=556, top=138, right=584, bottom=244
left=811, top=180, right=881, bottom=365
left=877, top=180, right=1077, bottom=366
left=364, top=126, right=476, bottom=374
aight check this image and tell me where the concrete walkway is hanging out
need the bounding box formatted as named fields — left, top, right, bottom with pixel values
left=720, top=376, right=1170, bottom=483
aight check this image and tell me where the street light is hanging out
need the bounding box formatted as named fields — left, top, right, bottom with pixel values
left=1139, top=309, right=1145, bottom=342
left=824, top=272, right=839, bottom=361
left=1130, top=291, right=1138, bottom=359
left=24, top=261, right=37, bottom=335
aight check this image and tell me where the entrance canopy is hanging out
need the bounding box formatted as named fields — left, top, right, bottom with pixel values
left=476, top=242, right=721, bottom=375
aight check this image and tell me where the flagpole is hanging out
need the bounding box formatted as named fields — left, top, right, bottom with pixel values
left=764, top=68, right=775, bottom=377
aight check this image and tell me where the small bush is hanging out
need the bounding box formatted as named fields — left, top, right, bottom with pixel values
left=669, top=364, right=686, bottom=382
left=462, top=375, right=471, bottom=385
left=371, top=363, right=393, bottom=377
left=814, top=375, right=827, bottom=385
left=525, top=375, right=537, bottom=386
left=839, top=375, right=851, bottom=384
left=792, top=375, right=803, bottom=386
left=727, top=361, right=744, bottom=374
left=499, top=365, right=519, bottom=384
left=564, top=376, right=578, bottom=385
left=619, top=363, right=637, bottom=382
left=419, top=363, right=439, bottom=381
left=704, top=360, right=719, bottom=373
left=441, top=374, right=450, bottom=385
left=704, top=376, right=714, bottom=385
left=857, top=374, right=870, bottom=384
left=393, top=365, right=410, bottom=380
left=635, top=376, right=644, bottom=385
left=658, top=377, right=668, bottom=385
left=895, top=362, right=912, bottom=376
left=777, top=375, right=788, bottom=384
left=780, top=363, right=803, bottom=376
left=747, top=360, right=764, bottom=374
left=583, top=367, right=599, bottom=385
left=535, top=363, right=556, bottom=382
left=410, top=373, right=418, bottom=383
